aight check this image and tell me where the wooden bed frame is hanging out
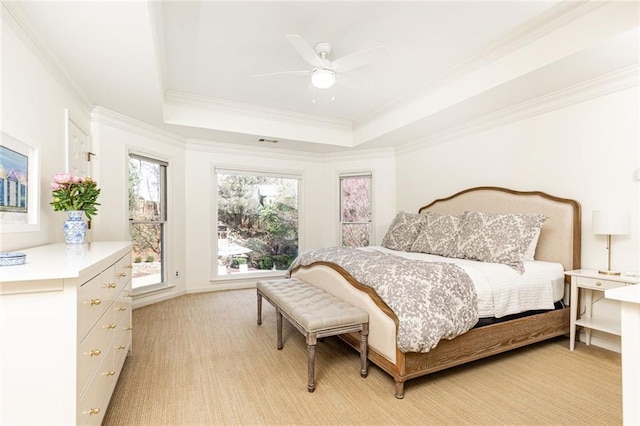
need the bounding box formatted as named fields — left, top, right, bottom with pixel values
left=290, top=187, right=581, bottom=398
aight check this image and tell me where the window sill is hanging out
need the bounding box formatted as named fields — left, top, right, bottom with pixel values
left=212, top=269, right=288, bottom=283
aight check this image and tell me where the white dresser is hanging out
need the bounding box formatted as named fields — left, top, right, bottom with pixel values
left=606, top=284, right=640, bottom=426
left=0, top=241, right=133, bottom=425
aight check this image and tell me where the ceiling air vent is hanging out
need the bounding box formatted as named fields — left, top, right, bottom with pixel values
left=258, top=138, right=279, bottom=144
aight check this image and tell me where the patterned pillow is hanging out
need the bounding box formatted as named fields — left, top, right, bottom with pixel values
left=456, top=211, right=547, bottom=274
left=381, top=212, right=426, bottom=251
left=410, top=212, right=463, bottom=258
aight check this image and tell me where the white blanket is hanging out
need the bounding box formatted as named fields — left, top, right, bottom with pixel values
left=361, top=246, right=564, bottom=318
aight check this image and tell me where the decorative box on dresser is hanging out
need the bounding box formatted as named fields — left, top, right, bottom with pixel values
left=0, top=241, right=133, bottom=425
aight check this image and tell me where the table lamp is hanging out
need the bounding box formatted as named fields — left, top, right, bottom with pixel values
left=592, top=210, right=629, bottom=275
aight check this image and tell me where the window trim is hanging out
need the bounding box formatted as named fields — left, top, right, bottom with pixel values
left=128, top=151, right=169, bottom=294
left=338, top=171, right=373, bottom=247
left=211, top=164, right=304, bottom=281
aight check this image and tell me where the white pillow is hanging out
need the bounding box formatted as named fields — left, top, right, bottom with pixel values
left=523, top=227, right=541, bottom=261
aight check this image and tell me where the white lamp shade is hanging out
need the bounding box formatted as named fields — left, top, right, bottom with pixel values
left=311, top=68, right=335, bottom=89
left=592, top=210, right=630, bottom=235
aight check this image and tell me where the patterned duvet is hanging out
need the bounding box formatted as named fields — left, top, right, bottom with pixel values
left=288, top=247, right=478, bottom=353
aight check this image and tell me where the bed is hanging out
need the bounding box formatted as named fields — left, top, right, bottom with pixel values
left=289, top=186, right=581, bottom=398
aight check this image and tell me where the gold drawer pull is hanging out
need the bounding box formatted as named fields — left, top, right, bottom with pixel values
left=105, top=323, right=116, bottom=330
left=117, top=306, right=127, bottom=311
left=125, top=264, right=133, bottom=269
left=90, top=299, right=102, bottom=306
left=116, top=345, right=126, bottom=350
left=86, top=349, right=101, bottom=357
left=102, top=370, right=116, bottom=377
left=596, top=281, right=602, bottom=286
left=104, top=283, right=117, bottom=289
left=124, top=327, right=133, bottom=331
left=117, top=272, right=127, bottom=278
left=84, top=408, right=101, bottom=416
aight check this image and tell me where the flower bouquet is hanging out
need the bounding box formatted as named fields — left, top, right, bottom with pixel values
left=50, top=172, right=101, bottom=220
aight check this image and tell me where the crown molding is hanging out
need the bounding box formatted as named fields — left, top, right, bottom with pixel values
left=185, top=137, right=324, bottom=162
left=397, top=64, right=639, bottom=155
left=91, top=107, right=185, bottom=148
left=92, top=105, right=392, bottom=162
left=359, top=0, right=605, bottom=126
left=185, top=137, right=393, bottom=163
left=165, top=90, right=352, bottom=130
left=320, top=147, right=395, bottom=162
left=2, top=1, right=93, bottom=112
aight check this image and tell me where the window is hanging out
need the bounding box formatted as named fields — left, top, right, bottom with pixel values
left=340, top=173, right=372, bottom=247
left=215, top=168, right=300, bottom=277
left=128, top=153, right=167, bottom=291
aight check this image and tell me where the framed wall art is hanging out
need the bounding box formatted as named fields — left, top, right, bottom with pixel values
left=0, top=132, right=40, bottom=233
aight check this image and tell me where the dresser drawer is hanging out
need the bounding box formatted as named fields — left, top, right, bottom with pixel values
left=114, top=254, right=133, bottom=291
left=114, top=303, right=132, bottom=362
left=114, top=279, right=132, bottom=322
left=77, top=344, right=115, bottom=425
left=113, top=329, right=131, bottom=373
left=78, top=266, right=116, bottom=339
left=78, top=307, right=115, bottom=396
left=576, top=276, right=622, bottom=291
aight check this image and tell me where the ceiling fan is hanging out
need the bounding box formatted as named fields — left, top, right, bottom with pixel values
left=256, top=34, right=388, bottom=89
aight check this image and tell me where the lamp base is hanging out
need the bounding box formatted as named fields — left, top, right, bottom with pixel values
left=598, top=269, right=621, bottom=276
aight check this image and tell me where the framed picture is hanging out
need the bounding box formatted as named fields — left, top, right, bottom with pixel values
left=0, top=132, right=40, bottom=233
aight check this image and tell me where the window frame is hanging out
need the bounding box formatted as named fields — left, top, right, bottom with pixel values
left=211, top=164, right=304, bottom=281
left=338, top=171, right=373, bottom=248
left=128, top=151, right=169, bottom=294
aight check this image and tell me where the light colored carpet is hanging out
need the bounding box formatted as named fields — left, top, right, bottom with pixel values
left=103, top=289, right=622, bottom=425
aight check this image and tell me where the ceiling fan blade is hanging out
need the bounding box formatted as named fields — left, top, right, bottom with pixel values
left=336, top=73, right=372, bottom=92
left=286, top=34, right=324, bottom=68
left=331, top=46, right=388, bottom=72
left=254, top=70, right=310, bottom=78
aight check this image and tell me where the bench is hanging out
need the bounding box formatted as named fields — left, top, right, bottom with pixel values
left=256, top=278, right=369, bottom=392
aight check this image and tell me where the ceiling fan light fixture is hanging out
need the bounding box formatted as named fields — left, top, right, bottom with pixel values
left=311, top=68, right=335, bottom=89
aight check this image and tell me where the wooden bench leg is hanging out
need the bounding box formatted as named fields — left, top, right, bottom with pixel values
left=360, top=323, right=369, bottom=378
left=307, top=332, right=317, bottom=392
left=276, top=308, right=283, bottom=350
left=256, top=290, right=262, bottom=325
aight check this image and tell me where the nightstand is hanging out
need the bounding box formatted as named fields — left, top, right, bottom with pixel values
left=566, top=269, right=640, bottom=350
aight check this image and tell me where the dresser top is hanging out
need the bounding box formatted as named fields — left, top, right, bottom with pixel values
left=606, top=285, right=640, bottom=304
left=0, top=241, right=131, bottom=283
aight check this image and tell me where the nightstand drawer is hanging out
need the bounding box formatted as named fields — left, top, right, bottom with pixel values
left=575, top=276, right=621, bottom=291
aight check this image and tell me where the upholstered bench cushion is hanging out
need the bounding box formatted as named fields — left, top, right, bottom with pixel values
left=257, top=278, right=368, bottom=332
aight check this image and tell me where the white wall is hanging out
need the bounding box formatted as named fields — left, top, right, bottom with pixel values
left=184, top=143, right=396, bottom=293
left=1, top=8, right=92, bottom=251
left=322, top=151, right=397, bottom=246
left=396, top=86, right=639, bottom=351
left=90, top=110, right=188, bottom=306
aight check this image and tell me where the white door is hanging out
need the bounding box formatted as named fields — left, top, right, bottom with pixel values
left=66, top=116, right=91, bottom=177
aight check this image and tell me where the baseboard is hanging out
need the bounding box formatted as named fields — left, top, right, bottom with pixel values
left=188, top=280, right=257, bottom=293
left=577, top=329, right=621, bottom=353
left=132, top=287, right=187, bottom=309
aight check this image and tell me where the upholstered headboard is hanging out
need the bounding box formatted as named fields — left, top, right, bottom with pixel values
left=419, top=187, right=581, bottom=271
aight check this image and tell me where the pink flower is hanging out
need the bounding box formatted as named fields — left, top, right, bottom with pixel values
left=50, top=182, right=63, bottom=190
left=70, top=175, right=82, bottom=184
left=52, top=172, right=72, bottom=184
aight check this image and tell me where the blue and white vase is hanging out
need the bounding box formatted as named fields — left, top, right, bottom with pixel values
left=63, top=210, right=87, bottom=244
